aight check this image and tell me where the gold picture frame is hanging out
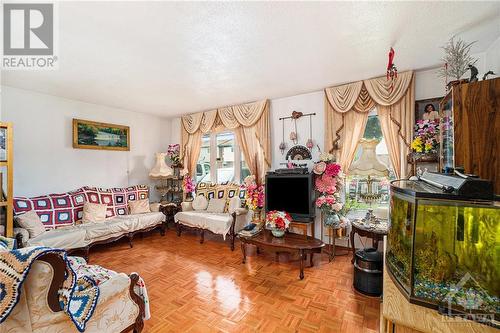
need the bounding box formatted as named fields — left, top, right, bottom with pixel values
left=73, top=119, right=130, bottom=151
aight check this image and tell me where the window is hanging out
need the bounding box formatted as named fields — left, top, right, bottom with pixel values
left=346, top=110, right=394, bottom=210
left=196, top=131, right=248, bottom=183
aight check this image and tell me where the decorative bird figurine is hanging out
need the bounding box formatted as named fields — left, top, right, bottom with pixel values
left=483, top=70, right=496, bottom=80
left=468, top=64, right=479, bottom=82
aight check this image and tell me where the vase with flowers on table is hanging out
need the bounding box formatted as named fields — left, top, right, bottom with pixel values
left=313, top=152, right=351, bottom=261
left=265, top=210, right=292, bottom=237
left=241, top=175, right=265, bottom=226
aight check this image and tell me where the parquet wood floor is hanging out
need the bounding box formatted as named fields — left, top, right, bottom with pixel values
left=90, top=229, right=381, bottom=333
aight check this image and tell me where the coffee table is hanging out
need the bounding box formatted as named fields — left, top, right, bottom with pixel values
left=238, top=230, right=325, bottom=280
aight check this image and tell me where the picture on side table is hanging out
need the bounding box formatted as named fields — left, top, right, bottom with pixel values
left=73, top=119, right=130, bottom=151
left=415, top=97, right=443, bottom=122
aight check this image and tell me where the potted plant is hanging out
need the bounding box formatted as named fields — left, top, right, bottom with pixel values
left=265, top=210, right=292, bottom=237
left=182, top=175, right=195, bottom=201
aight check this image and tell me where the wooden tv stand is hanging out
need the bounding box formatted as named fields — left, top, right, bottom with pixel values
left=290, top=220, right=315, bottom=239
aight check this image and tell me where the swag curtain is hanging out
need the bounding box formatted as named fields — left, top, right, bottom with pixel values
left=181, top=100, right=271, bottom=184
left=324, top=71, right=414, bottom=178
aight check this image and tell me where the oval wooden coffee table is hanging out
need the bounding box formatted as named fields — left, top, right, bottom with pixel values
left=238, top=230, right=325, bottom=280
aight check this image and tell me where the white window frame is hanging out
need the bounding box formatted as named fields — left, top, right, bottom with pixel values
left=201, top=131, right=243, bottom=183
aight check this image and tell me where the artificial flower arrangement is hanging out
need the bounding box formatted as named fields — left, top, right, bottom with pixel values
left=313, top=153, right=345, bottom=227
left=167, top=144, right=181, bottom=165
left=265, top=210, right=292, bottom=237
left=182, top=175, right=195, bottom=195
left=241, top=175, right=264, bottom=211
left=411, top=119, right=439, bottom=154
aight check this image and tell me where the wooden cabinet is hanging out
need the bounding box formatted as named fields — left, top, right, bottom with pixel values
left=439, top=78, right=500, bottom=194
left=0, top=123, right=13, bottom=237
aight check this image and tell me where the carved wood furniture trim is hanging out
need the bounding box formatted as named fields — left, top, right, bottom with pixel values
left=35, top=253, right=145, bottom=333
left=176, top=212, right=237, bottom=251
left=238, top=230, right=325, bottom=280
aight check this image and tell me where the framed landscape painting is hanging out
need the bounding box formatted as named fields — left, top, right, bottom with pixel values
left=73, top=119, right=130, bottom=151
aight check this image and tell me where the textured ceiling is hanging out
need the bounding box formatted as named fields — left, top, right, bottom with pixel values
left=2, top=1, right=500, bottom=117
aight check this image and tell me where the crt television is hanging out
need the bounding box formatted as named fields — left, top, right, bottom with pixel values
left=265, top=173, right=315, bottom=222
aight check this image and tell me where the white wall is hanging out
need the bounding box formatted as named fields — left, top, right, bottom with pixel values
left=1, top=86, right=171, bottom=199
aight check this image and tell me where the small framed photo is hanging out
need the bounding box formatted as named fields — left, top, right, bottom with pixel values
left=0, top=128, right=6, bottom=161
left=415, top=97, right=443, bottom=122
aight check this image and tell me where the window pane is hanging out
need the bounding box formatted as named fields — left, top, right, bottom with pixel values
left=216, top=132, right=235, bottom=183
left=196, top=134, right=211, bottom=183
left=347, top=112, right=393, bottom=211
left=240, top=152, right=250, bottom=183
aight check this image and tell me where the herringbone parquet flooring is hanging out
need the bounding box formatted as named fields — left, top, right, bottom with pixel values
left=90, top=229, right=380, bottom=333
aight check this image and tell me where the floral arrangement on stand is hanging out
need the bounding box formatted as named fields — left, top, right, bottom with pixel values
left=265, top=210, right=292, bottom=238
left=411, top=119, right=439, bottom=155
left=241, top=175, right=265, bottom=222
left=313, top=153, right=345, bottom=228
left=167, top=144, right=181, bottom=166
left=182, top=175, right=195, bottom=201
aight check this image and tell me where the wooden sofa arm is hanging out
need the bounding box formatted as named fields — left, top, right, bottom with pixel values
left=125, top=273, right=145, bottom=333
left=37, top=253, right=66, bottom=312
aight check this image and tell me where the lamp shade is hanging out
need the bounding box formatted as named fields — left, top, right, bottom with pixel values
left=349, top=139, right=389, bottom=177
left=149, top=152, right=173, bottom=178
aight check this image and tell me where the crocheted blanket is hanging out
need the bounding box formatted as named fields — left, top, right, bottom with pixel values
left=0, top=246, right=99, bottom=332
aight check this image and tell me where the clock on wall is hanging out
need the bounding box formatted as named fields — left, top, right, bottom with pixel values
left=285, top=145, right=312, bottom=160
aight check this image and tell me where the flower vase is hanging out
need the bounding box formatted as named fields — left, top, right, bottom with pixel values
left=252, top=208, right=262, bottom=223
left=271, top=228, right=285, bottom=238
left=324, top=213, right=340, bottom=228
left=185, top=192, right=194, bottom=202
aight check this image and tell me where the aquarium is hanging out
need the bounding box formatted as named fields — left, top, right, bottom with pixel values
left=387, top=180, right=499, bottom=327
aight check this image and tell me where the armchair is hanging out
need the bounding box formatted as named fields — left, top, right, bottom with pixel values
left=1, top=253, right=145, bottom=333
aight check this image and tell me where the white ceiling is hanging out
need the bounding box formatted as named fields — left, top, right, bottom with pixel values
left=2, top=1, right=500, bottom=117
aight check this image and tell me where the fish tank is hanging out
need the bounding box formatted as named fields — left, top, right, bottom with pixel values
left=387, top=179, right=499, bottom=328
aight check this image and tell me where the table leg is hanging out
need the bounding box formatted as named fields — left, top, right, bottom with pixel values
left=309, top=252, right=314, bottom=267
left=350, top=228, right=356, bottom=264
left=241, top=242, right=246, bottom=264
left=299, top=249, right=305, bottom=280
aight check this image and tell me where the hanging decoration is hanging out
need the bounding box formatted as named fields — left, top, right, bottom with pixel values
left=279, top=110, right=316, bottom=149
left=386, top=47, right=398, bottom=91
left=285, top=145, right=312, bottom=161
left=306, top=114, right=314, bottom=149
left=279, top=118, right=287, bottom=154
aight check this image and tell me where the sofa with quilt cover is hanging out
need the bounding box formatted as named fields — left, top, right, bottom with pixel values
left=174, top=182, right=251, bottom=250
left=0, top=243, right=148, bottom=333
left=13, top=185, right=165, bottom=258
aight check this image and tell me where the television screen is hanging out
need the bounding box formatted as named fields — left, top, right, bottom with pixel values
left=265, top=175, right=313, bottom=218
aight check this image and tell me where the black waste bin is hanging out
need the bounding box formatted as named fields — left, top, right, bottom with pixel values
left=353, top=247, right=382, bottom=296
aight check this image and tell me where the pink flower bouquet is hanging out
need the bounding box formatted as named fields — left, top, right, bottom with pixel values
left=241, top=175, right=264, bottom=210
left=313, top=156, right=344, bottom=216
left=167, top=144, right=181, bottom=165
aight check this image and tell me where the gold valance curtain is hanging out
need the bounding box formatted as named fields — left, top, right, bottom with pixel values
left=181, top=100, right=271, bottom=184
left=325, top=71, right=414, bottom=178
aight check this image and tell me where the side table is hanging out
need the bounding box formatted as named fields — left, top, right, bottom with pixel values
left=350, top=219, right=389, bottom=263
left=160, top=202, right=181, bottom=230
